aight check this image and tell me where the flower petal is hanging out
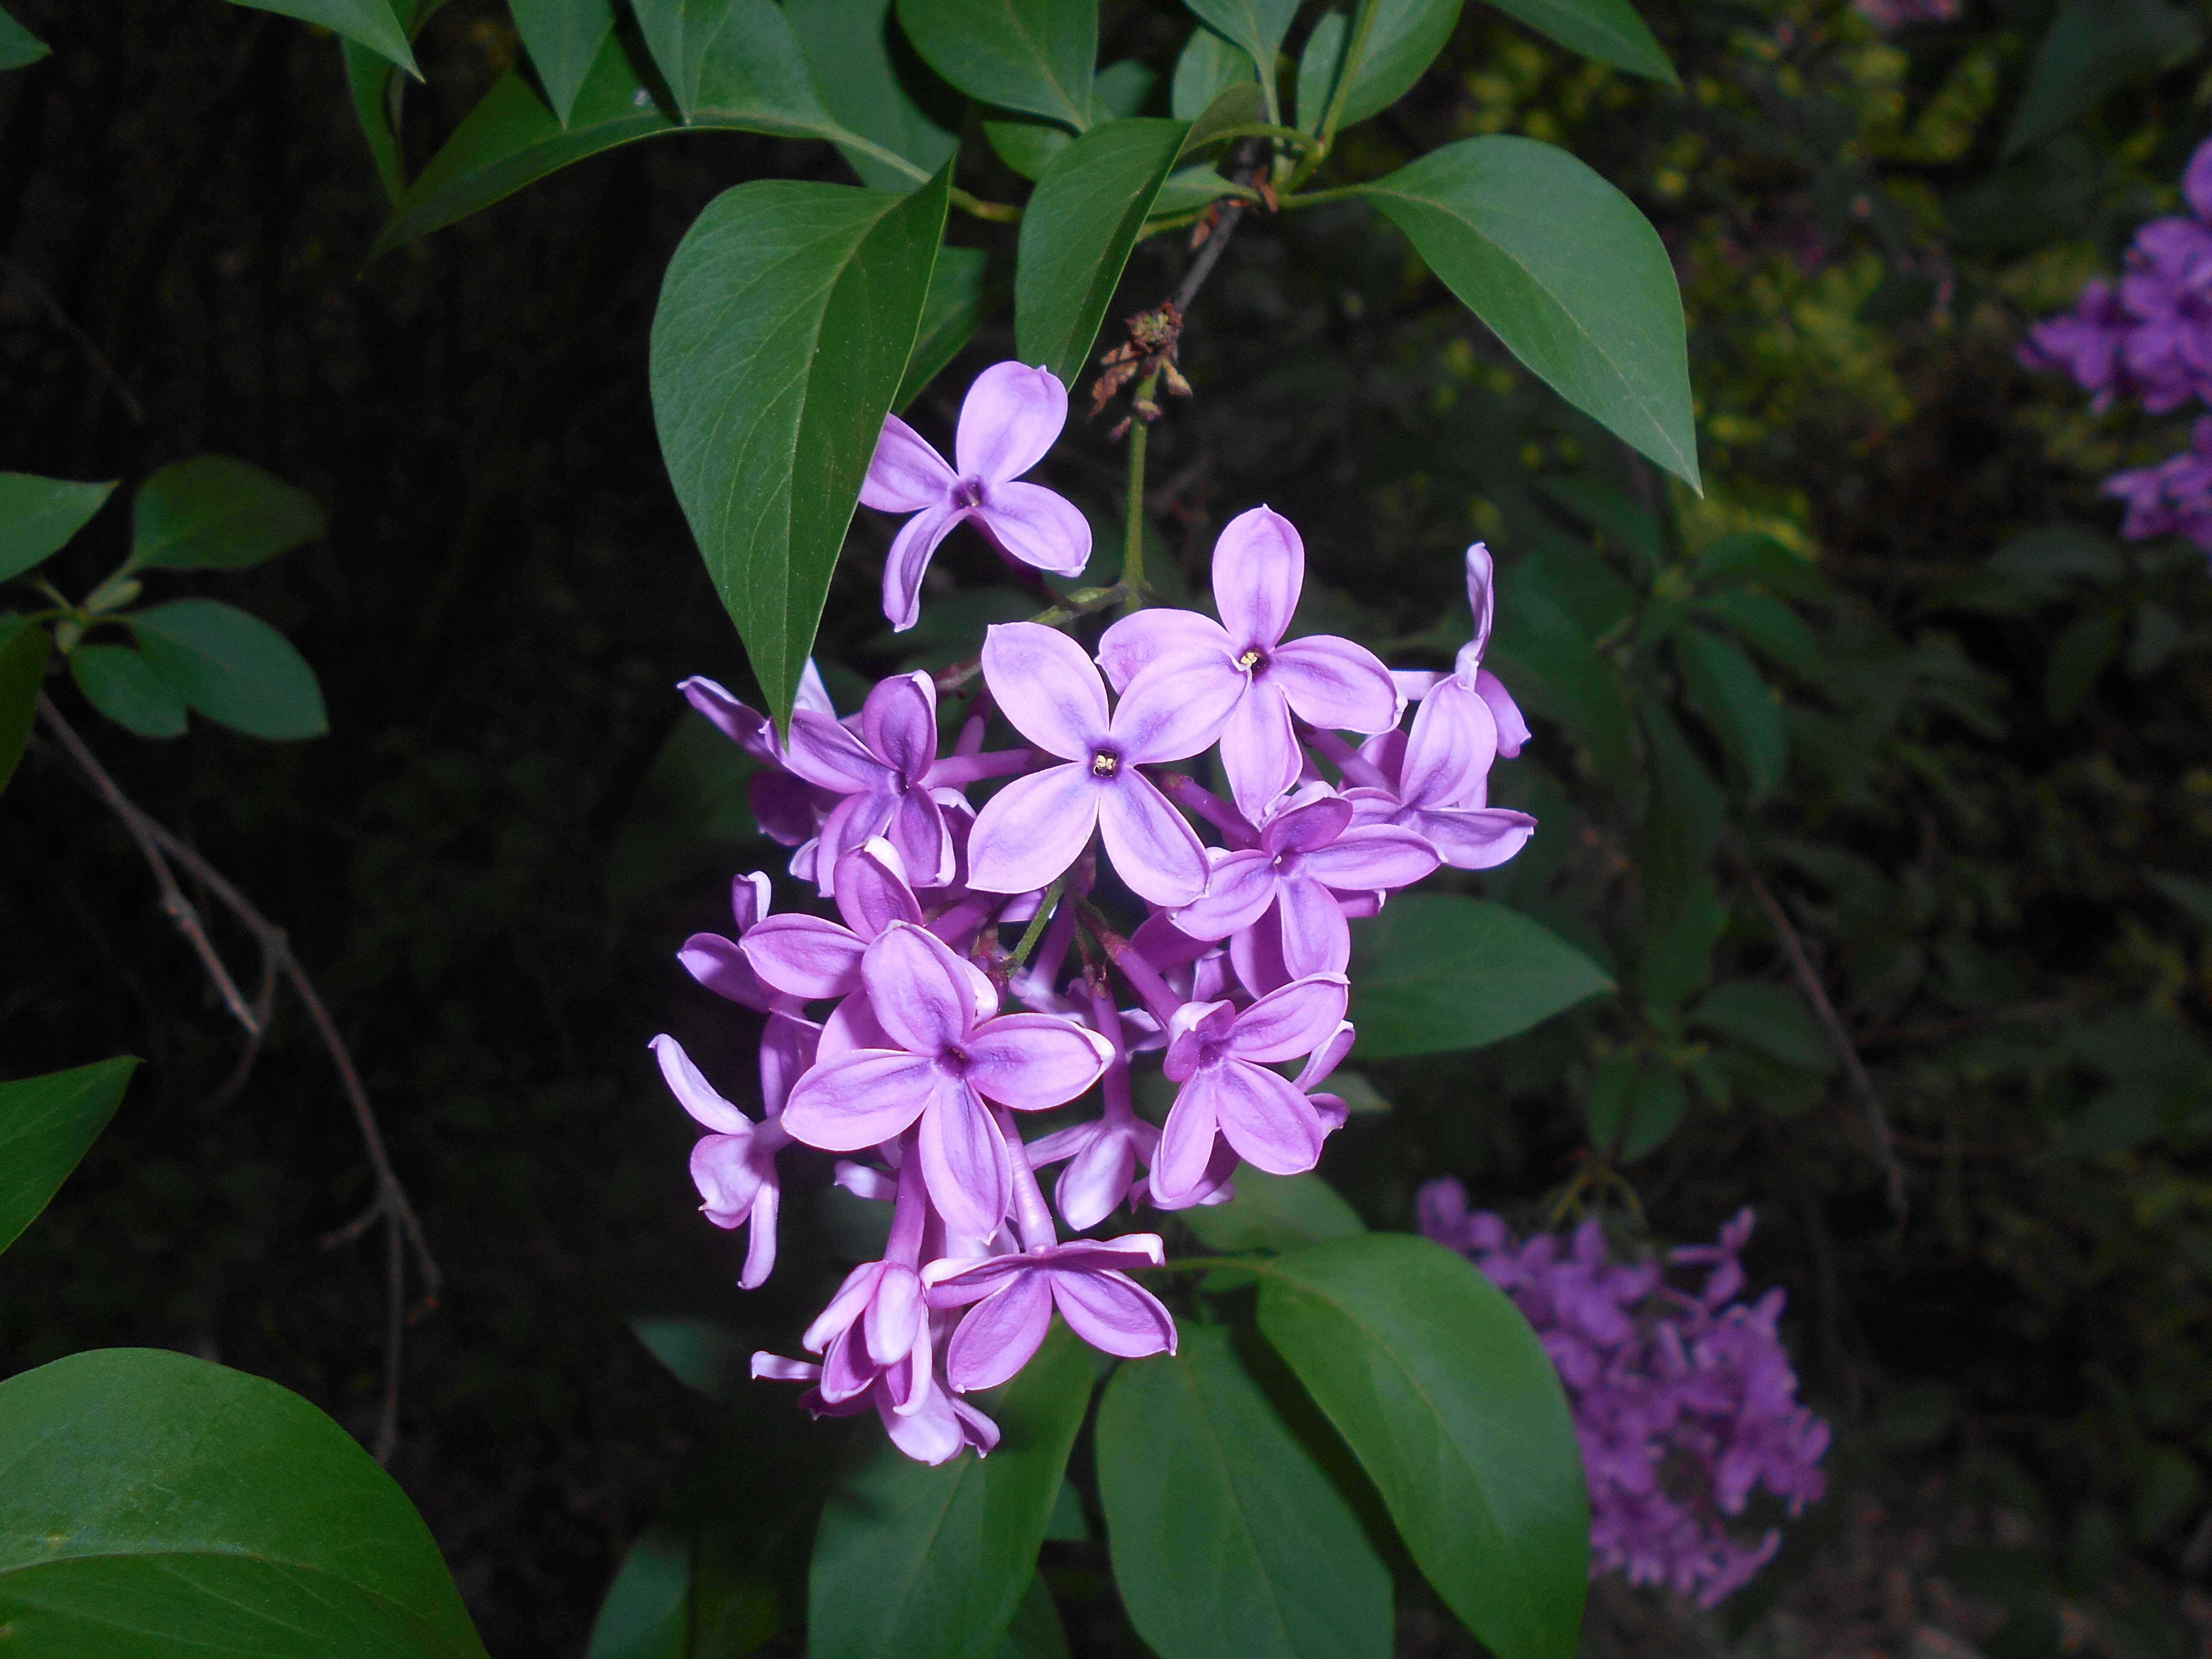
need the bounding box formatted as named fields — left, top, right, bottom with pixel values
left=945, top=1270, right=1054, bottom=1392
left=1095, top=607, right=1236, bottom=693
left=834, top=839, right=925, bottom=939
left=1212, top=505, right=1303, bottom=648
left=1301, top=824, right=1440, bottom=893
left=758, top=1009, right=821, bottom=1118
left=785, top=711, right=890, bottom=794
left=863, top=671, right=940, bottom=780
left=973, top=481, right=1091, bottom=577
left=920, top=1082, right=1013, bottom=1240
left=882, top=505, right=964, bottom=633
left=679, top=931, right=774, bottom=1011
left=818, top=990, right=895, bottom=1060
left=963, top=1012, right=1111, bottom=1109
left=1475, top=668, right=1531, bottom=757
left=955, top=361, right=1067, bottom=482
left=881, top=1381, right=967, bottom=1464
left=740, top=914, right=866, bottom=1000
left=1400, top=675, right=1494, bottom=807
left=1216, top=680, right=1301, bottom=819
left=1228, top=973, right=1349, bottom=1062
left=885, top=787, right=954, bottom=890
left=690, top=1133, right=764, bottom=1228
left=1210, top=1057, right=1326, bottom=1174
left=1152, top=1073, right=1221, bottom=1199
left=1262, top=793, right=1354, bottom=853
left=1057, top=1128, right=1139, bottom=1231
left=1463, top=542, right=1496, bottom=662
left=862, top=412, right=956, bottom=510
left=1111, top=656, right=1247, bottom=764
left=980, top=621, right=1108, bottom=758
left=866, top=1262, right=925, bottom=1366
left=750, top=770, right=817, bottom=847
left=805, top=1260, right=887, bottom=1352
left=651, top=1034, right=753, bottom=1135
left=1098, top=772, right=1210, bottom=906
left=863, top=921, right=981, bottom=1054
left=679, top=676, right=779, bottom=763
left=1171, top=849, right=1279, bottom=941
left=1051, top=1270, right=1177, bottom=1359
left=1414, top=806, right=1538, bottom=871
left=1275, top=875, right=1352, bottom=978
left=781, top=1049, right=936, bottom=1150
left=1270, top=634, right=1401, bottom=733
left=966, top=763, right=1101, bottom=896
left=1294, top=1020, right=1356, bottom=1091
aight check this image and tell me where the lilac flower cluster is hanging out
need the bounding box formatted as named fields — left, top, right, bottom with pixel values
left=1419, top=1181, right=1830, bottom=1607
left=2022, top=137, right=2212, bottom=553
left=651, top=362, right=1538, bottom=1464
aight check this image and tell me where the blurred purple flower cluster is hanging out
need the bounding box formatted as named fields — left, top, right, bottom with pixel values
left=652, top=363, right=1540, bottom=1464
left=2022, top=138, right=2212, bottom=553
left=1419, top=1180, right=1831, bottom=1607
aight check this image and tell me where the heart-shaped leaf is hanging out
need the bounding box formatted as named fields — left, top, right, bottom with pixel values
left=0, top=1347, right=489, bottom=1656
left=1347, top=893, right=1613, bottom=1059
left=651, top=167, right=948, bottom=726
left=1356, top=136, right=1698, bottom=487
left=0, top=473, right=115, bottom=583
left=69, top=643, right=188, bottom=738
left=1255, top=1235, right=1589, bottom=1659
left=228, top=0, right=420, bottom=77
left=127, top=456, right=325, bottom=573
left=0, top=1057, right=137, bottom=1258
left=896, top=0, right=1097, bottom=129
left=0, top=617, right=49, bottom=796
left=789, top=0, right=963, bottom=189
left=807, top=1323, right=1095, bottom=1659
left=127, top=599, right=329, bottom=741
left=510, top=0, right=618, bottom=125
left=1480, top=0, right=1675, bottom=85
left=1097, top=1325, right=1393, bottom=1659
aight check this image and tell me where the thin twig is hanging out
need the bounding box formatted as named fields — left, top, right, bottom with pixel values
left=36, top=697, right=439, bottom=1463
left=0, top=258, right=146, bottom=423
left=1730, top=845, right=1908, bottom=1218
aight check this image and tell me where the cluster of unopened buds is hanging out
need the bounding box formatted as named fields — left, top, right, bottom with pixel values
left=1420, top=1182, right=1830, bottom=1607
left=2023, top=136, right=2212, bottom=555
left=651, top=362, right=1537, bottom=1464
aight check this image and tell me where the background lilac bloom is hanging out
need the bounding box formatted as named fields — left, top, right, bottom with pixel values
left=1421, top=1181, right=1830, bottom=1608
left=677, top=871, right=782, bottom=1011
left=2106, top=416, right=2212, bottom=550
left=967, top=622, right=1238, bottom=905
left=1024, top=988, right=1159, bottom=1229
left=778, top=922, right=1111, bottom=1238
left=1173, top=788, right=1437, bottom=976
left=860, top=362, right=1093, bottom=631
left=1153, top=973, right=1349, bottom=1203
left=1347, top=717, right=1538, bottom=871
left=2021, top=278, right=2136, bottom=411
left=804, top=1154, right=935, bottom=1413
left=1096, top=506, right=1401, bottom=817
left=751, top=1349, right=998, bottom=1466
left=924, top=1234, right=1173, bottom=1391
left=651, top=1033, right=795, bottom=1289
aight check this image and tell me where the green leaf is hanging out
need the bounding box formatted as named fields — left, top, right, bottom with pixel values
left=789, top=0, right=963, bottom=190
left=808, top=1322, right=1094, bottom=1659
left=985, top=119, right=1074, bottom=179
left=1618, top=1065, right=1684, bottom=1160
left=1691, top=981, right=1833, bottom=1073
left=1480, top=0, right=1675, bottom=85
left=228, top=0, right=421, bottom=77
left=0, top=6, right=48, bottom=70
left=993, top=1573, right=1072, bottom=1659
left=127, top=599, right=329, bottom=741
left=898, top=247, right=1006, bottom=410
left=1636, top=873, right=1724, bottom=1011
left=1152, top=163, right=1252, bottom=213
left=342, top=40, right=409, bottom=199
left=1256, top=1235, right=1589, bottom=1659
left=650, top=168, right=948, bottom=729
left=1692, top=530, right=1835, bottom=603
left=511, top=0, right=617, bottom=125
left=583, top=1525, right=689, bottom=1659
left=1486, top=586, right=1635, bottom=775
left=1690, top=589, right=1823, bottom=680
left=0, top=617, right=47, bottom=796
left=1357, top=135, right=1698, bottom=488
left=374, top=17, right=861, bottom=255
left=1097, top=1326, right=1394, bottom=1659
left=1348, top=893, right=1613, bottom=1059
left=127, top=456, right=325, bottom=573
left=1182, top=1167, right=1366, bottom=1254
left=0, top=473, right=116, bottom=584
left=0, top=1347, right=489, bottom=1656
left=630, top=1315, right=752, bottom=1404
left=0, top=1057, right=137, bottom=1258
left=1636, top=699, right=1722, bottom=932
left=1539, top=475, right=1664, bottom=568
left=1014, top=118, right=1189, bottom=384
left=1674, top=624, right=1785, bottom=797
left=1181, top=0, right=1299, bottom=114
left=896, top=0, right=1097, bottom=129
left=1174, top=24, right=1258, bottom=118
left=69, top=644, right=188, bottom=739
left=2002, top=0, right=2198, bottom=158
left=1296, top=0, right=1463, bottom=132
left=2045, top=605, right=2122, bottom=719
left=1294, top=9, right=1345, bottom=129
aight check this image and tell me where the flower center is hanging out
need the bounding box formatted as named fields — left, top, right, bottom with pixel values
left=950, top=477, right=986, bottom=510
left=1237, top=646, right=1265, bottom=672
left=937, top=1045, right=971, bottom=1077
left=1091, top=747, right=1121, bottom=778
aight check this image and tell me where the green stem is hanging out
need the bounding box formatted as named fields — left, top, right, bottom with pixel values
left=1122, top=371, right=1159, bottom=614
left=950, top=187, right=1022, bottom=223
left=1010, top=874, right=1067, bottom=966
left=1277, top=184, right=1365, bottom=209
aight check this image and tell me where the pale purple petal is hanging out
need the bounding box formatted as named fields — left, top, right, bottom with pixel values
left=863, top=922, right=978, bottom=1054
left=752, top=1352, right=819, bottom=1382
left=785, top=711, right=890, bottom=793
left=1172, top=850, right=1279, bottom=940
left=795, top=659, right=836, bottom=719
left=950, top=1395, right=1001, bottom=1456
left=806, top=1260, right=888, bottom=1351
left=1111, top=657, right=1247, bottom=764
left=1227, top=974, right=1350, bottom=1062
left=866, top=1263, right=925, bottom=1366
left=863, top=671, right=940, bottom=779
left=759, top=1009, right=821, bottom=1117
left=885, top=788, right=954, bottom=890
left=1057, top=1129, right=1139, bottom=1230
left=963, top=1013, right=1110, bottom=1109
left=752, top=770, right=817, bottom=847
left=1416, top=806, right=1538, bottom=871
left=1302, top=824, right=1440, bottom=893
left=882, top=505, right=963, bottom=634
left=966, top=764, right=1101, bottom=896
left=920, top=1082, right=1013, bottom=1240
left=1098, top=772, right=1210, bottom=906
left=811, top=792, right=897, bottom=897
left=945, top=1270, right=1054, bottom=1392
left=881, top=1381, right=966, bottom=1464
left=1052, top=1270, right=1177, bottom=1359
left=924, top=1251, right=1030, bottom=1304
left=690, top=1133, right=764, bottom=1228
left=740, top=914, right=866, bottom=999
left=1228, top=913, right=1292, bottom=999
left=1218, top=680, right=1302, bottom=819
left=1475, top=668, right=1531, bottom=757
left=1392, top=668, right=1445, bottom=702
left=679, top=932, right=774, bottom=1011
left=972, top=481, right=1091, bottom=577
left=833, top=839, right=924, bottom=938
left=1041, top=1234, right=1166, bottom=1271
left=955, top=362, right=1068, bottom=482
left=652, top=1034, right=753, bottom=1135
left=1294, top=1020, right=1356, bottom=1091
left=1275, top=877, right=1352, bottom=978
left=1270, top=635, right=1401, bottom=733
left=1153, top=1078, right=1220, bottom=1198
left=1263, top=793, right=1354, bottom=853
left=680, top=676, right=780, bottom=763
left=1208, top=1059, right=1326, bottom=1174
left=781, top=1050, right=936, bottom=1149
left=820, top=1324, right=875, bottom=1402
left=862, top=412, right=956, bottom=510
left=1400, top=678, right=1491, bottom=808
left=1212, top=505, right=1304, bottom=649
left=834, top=1159, right=897, bottom=1201
left=1464, top=543, right=1496, bottom=662
left=1145, top=1136, right=1240, bottom=1211
left=980, top=622, right=1108, bottom=758
left=1096, top=607, right=1237, bottom=693
left=818, top=990, right=895, bottom=1060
